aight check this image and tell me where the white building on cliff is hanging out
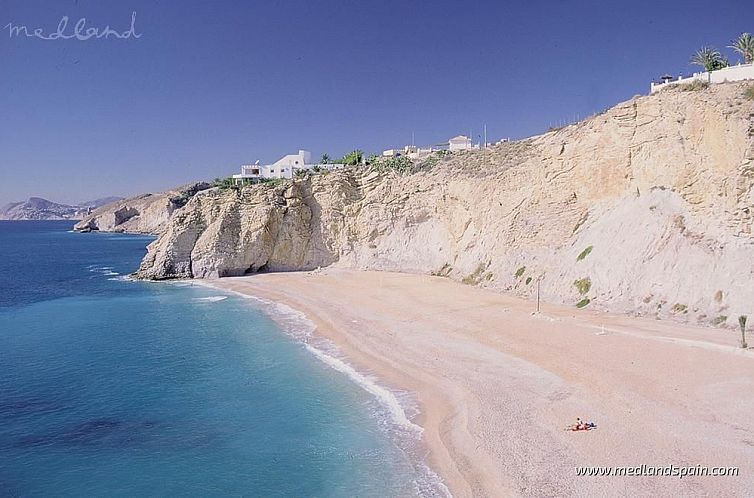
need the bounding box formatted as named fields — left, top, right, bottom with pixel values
left=233, top=150, right=344, bottom=183
left=650, top=62, right=754, bottom=93
left=382, top=134, right=477, bottom=159
left=448, top=135, right=473, bottom=151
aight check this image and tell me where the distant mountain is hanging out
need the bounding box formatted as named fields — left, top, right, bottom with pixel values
left=0, top=201, right=24, bottom=214
left=0, top=197, right=83, bottom=220
left=0, top=196, right=124, bottom=221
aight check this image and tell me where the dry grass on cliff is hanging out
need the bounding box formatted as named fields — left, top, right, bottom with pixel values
left=677, top=80, right=710, bottom=92
left=434, top=140, right=535, bottom=179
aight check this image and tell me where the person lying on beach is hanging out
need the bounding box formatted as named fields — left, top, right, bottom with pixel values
left=565, top=418, right=596, bottom=431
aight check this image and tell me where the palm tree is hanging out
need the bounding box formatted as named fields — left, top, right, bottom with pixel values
left=729, top=33, right=754, bottom=64
left=690, top=46, right=727, bottom=72
left=342, top=150, right=364, bottom=166
left=320, top=153, right=330, bottom=164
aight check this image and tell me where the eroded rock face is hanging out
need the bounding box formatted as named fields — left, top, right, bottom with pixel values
left=133, top=83, right=754, bottom=326
left=74, top=183, right=211, bottom=234
left=135, top=181, right=339, bottom=279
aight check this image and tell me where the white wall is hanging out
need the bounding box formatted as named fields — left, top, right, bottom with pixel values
left=449, top=137, right=472, bottom=151
left=651, top=63, right=754, bottom=93
left=710, top=63, right=754, bottom=83
left=263, top=150, right=313, bottom=179
left=263, top=163, right=292, bottom=179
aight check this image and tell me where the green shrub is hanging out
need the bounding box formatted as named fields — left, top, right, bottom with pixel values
left=712, top=315, right=728, bottom=326
left=212, top=176, right=239, bottom=190
left=462, top=263, right=487, bottom=285
left=672, top=303, right=688, bottom=314
left=525, top=276, right=532, bottom=285
left=514, top=266, right=526, bottom=278
left=573, top=277, right=591, bottom=295
left=371, top=155, right=414, bottom=174
left=745, top=85, right=754, bottom=101
left=576, top=298, right=591, bottom=308
left=341, top=150, right=364, bottom=166
left=576, top=245, right=593, bottom=261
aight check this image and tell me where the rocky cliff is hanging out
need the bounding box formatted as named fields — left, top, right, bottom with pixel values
left=103, top=83, right=754, bottom=327
left=74, top=183, right=210, bottom=234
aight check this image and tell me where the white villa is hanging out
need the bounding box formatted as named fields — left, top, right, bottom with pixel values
left=650, top=62, right=754, bottom=93
left=448, top=135, right=473, bottom=151
left=232, top=150, right=344, bottom=183
left=382, top=135, right=477, bottom=159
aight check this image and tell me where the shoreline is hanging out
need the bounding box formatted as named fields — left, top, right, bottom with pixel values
left=204, top=268, right=754, bottom=497
left=196, top=280, right=451, bottom=496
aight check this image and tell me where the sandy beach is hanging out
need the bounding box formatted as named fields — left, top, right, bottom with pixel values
left=207, top=269, right=754, bottom=497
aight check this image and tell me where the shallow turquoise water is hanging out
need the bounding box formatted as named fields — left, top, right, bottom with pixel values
left=0, top=221, right=443, bottom=497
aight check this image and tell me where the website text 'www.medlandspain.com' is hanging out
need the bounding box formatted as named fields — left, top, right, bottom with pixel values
left=576, top=465, right=739, bottom=478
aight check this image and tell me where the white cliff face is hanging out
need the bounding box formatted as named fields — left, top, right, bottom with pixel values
left=126, top=82, right=754, bottom=327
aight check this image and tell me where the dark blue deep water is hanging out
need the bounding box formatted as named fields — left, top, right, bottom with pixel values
left=0, top=221, right=442, bottom=497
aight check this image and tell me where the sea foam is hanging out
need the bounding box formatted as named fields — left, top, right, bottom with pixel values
left=195, top=283, right=451, bottom=497
left=193, top=296, right=228, bottom=302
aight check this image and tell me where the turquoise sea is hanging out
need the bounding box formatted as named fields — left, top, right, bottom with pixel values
left=0, top=221, right=446, bottom=497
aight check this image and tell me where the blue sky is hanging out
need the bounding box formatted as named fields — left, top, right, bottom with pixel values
left=0, top=0, right=751, bottom=205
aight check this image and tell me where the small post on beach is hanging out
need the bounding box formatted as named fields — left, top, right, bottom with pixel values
left=536, top=278, right=541, bottom=313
